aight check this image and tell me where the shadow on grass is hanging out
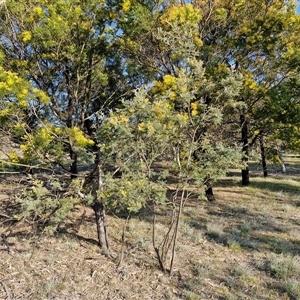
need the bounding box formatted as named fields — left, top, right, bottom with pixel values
left=204, top=201, right=300, bottom=256
left=214, top=179, right=241, bottom=189
left=216, top=174, right=299, bottom=189
left=60, top=230, right=100, bottom=247
left=249, top=179, right=300, bottom=195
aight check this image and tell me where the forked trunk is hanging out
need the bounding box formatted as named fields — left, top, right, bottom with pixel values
left=92, top=202, right=109, bottom=250
left=259, top=135, right=268, bottom=177
left=240, top=114, right=250, bottom=185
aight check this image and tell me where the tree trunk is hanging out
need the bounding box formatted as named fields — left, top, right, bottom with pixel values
left=278, top=149, right=286, bottom=174
left=192, top=150, right=216, bottom=201
left=240, top=114, right=250, bottom=185
left=92, top=202, right=109, bottom=250
left=70, top=148, right=78, bottom=179
left=259, top=135, right=268, bottom=177
left=204, top=175, right=216, bottom=201
left=87, top=165, right=109, bottom=250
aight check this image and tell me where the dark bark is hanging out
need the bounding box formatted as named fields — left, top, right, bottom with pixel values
left=205, top=187, right=216, bottom=201
left=240, top=113, right=250, bottom=185
left=204, top=175, right=216, bottom=201
left=92, top=202, right=109, bottom=250
left=70, top=149, right=78, bottom=179
left=259, top=135, right=268, bottom=177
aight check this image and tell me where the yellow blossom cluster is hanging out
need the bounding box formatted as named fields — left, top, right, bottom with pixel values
left=244, top=77, right=259, bottom=90
left=153, top=75, right=178, bottom=98
left=22, top=126, right=53, bottom=151
left=121, top=0, right=131, bottom=12
left=176, top=113, right=189, bottom=125
left=67, top=126, right=95, bottom=147
left=139, top=121, right=155, bottom=133
left=33, top=6, right=44, bottom=16
left=22, top=31, right=32, bottom=43
left=191, top=102, right=200, bottom=116
left=8, top=151, right=20, bottom=163
left=160, top=4, right=201, bottom=27
left=152, top=100, right=172, bottom=121
left=107, top=114, right=129, bottom=127
left=32, top=88, right=50, bottom=104
left=0, top=66, right=50, bottom=110
left=0, top=108, right=10, bottom=118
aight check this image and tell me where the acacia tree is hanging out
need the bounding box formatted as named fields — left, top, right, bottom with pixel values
left=0, top=0, right=144, bottom=247
left=3, top=0, right=300, bottom=270
left=0, top=0, right=131, bottom=176
left=113, top=2, right=230, bottom=199
left=1, top=1, right=244, bottom=255
left=0, top=50, right=50, bottom=148
left=95, top=16, right=243, bottom=271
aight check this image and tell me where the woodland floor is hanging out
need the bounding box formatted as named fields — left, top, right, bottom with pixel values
left=0, top=158, right=300, bottom=300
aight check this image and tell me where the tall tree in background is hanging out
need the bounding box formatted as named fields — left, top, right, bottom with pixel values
left=256, top=76, right=300, bottom=175
left=193, top=0, right=300, bottom=184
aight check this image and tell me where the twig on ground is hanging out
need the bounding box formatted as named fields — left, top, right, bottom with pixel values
left=0, top=279, right=12, bottom=300
left=0, top=213, right=11, bottom=219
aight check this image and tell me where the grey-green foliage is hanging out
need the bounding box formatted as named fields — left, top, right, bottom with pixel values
left=259, top=254, right=300, bottom=299
left=16, top=179, right=80, bottom=234
left=96, top=49, right=244, bottom=214
left=263, top=254, right=300, bottom=281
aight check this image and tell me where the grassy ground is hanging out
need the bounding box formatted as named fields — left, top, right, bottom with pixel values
left=0, top=158, right=300, bottom=299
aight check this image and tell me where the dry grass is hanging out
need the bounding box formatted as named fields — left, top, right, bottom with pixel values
left=1, top=158, right=300, bottom=299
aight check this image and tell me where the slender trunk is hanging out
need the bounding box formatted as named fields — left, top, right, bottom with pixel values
left=92, top=166, right=109, bottom=250
left=192, top=151, right=216, bottom=200
left=169, top=190, right=185, bottom=275
left=152, top=212, right=166, bottom=273
left=82, top=164, right=109, bottom=250
left=279, top=149, right=286, bottom=174
left=240, top=114, right=250, bottom=185
left=70, top=148, right=78, bottom=179
left=92, top=202, right=109, bottom=250
left=259, top=135, right=268, bottom=177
